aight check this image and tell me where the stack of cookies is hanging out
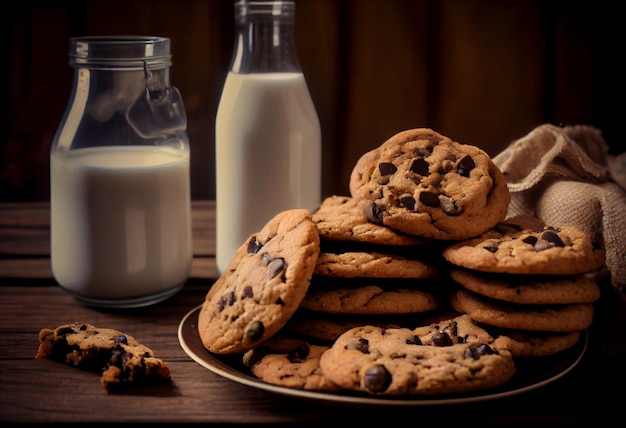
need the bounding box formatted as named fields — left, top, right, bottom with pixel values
left=197, top=127, right=606, bottom=397
left=442, top=216, right=605, bottom=357
left=282, top=194, right=444, bottom=343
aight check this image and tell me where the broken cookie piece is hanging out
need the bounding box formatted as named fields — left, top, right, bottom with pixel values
left=35, top=322, right=171, bottom=391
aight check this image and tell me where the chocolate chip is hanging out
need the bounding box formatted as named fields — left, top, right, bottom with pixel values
left=431, top=331, right=453, bottom=347
left=406, top=335, right=422, bottom=345
left=522, top=236, right=538, bottom=246
left=113, top=335, right=128, bottom=346
left=363, top=202, right=384, bottom=224
left=378, top=162, right=397, bottom=176
left=247, top=237, right=263, bottom=254
left=456, top=155, right=475, bottom=177
left=364, top=364, right=392, bottom=393
left=242, top=286, right=253, bottom=299
left=246, top=321, right=264, bottom=341
left=464, top=343, right=497, bottom=360
left=267, top=257, right=286, bottom=278
left=346, top=337, right=369, bottom=353
left=541, top=230, right=565, bottom=247
left=400, top=194, right=416, bottom=210
left=287, top=344, right=310, bottom=363
left=217, top=291, right=236, bottom=312
left=483, top=244, right=499, bottom=253
left=410, top=158, right=429, bottom=176
left=419, top=191, right=439, bottom=207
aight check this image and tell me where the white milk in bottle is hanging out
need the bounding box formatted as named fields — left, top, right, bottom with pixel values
left=215, top=72, right=321, bottom=272
left=215, top=1, right=322, bottom=273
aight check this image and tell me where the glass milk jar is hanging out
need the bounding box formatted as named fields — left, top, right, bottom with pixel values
left=50, top=36, right=192, bottom=308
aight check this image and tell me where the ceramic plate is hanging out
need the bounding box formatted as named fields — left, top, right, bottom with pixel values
left=178, top=305, right=587, bottom=406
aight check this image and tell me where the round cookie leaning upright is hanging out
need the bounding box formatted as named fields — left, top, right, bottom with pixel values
left=349, top=128, right=510, bottom=240
left=198, top=209, right=320, bottom=355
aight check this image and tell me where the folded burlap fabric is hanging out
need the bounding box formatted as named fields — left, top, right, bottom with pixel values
left=493, top=124, right=626, bottom=356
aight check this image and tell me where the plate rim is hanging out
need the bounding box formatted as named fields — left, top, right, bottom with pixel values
left=178, top=304, right=587, bottom=406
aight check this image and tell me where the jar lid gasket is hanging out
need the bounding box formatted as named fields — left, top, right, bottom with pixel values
left=69, top=36, right=172, bottom=68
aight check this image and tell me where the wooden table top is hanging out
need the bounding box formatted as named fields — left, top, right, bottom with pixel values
left=1, top=201, right=623, bottom=424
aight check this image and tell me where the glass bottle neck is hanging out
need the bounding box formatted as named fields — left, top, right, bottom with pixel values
left=230, top=0, right=302, bottom=74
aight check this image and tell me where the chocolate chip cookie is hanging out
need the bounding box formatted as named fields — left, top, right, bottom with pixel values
left=36, top=322, right=171, bottom=391
left=300, top=284, right=438, bottom=315
left=243, top=336, right=339, bottom=391
left=449, top=269, right=601, bottom=304
left=312, top=195, right=430, bottom=245
left=314, top=250, right=438, bottom=279
left=318, top=320, right=516, bottom=395
left=442, top=223, right=606, bottom=275
left=349, top=128, right=510, bottom=240
left=492, top=330, right=582, bottom=357
left=450, top=288, right=594, bottom=332
left=198, top=209, right=320, bottom=354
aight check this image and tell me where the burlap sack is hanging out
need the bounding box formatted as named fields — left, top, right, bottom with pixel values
left=493, top=124, right=626, bottom=356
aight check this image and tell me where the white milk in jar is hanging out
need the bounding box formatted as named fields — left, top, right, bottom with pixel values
left=215, top=72, right=321, bottom=272
left=50, top=145, right=192, bottom=303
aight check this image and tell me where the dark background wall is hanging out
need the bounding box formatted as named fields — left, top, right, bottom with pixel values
left=3, top=0, right=622, bottom=202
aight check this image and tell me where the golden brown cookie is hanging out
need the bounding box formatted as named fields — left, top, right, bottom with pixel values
left=314, top=250, right=438, bottom=279
left=492, top=330, right=582, bottom=357
left=300, top=284, right=438, bottom=315
left=450, top=288, right=594, bottom=332
left=198, top=209, right=320, bottom=354
left=312, top=195, right=430, bottom=245
left=349, top=128, right=510, bottom=240
left=318, top=321, right=516, bottom=396
left=442, top=223, right=606, bottom=275
left=449, top=269, right=601, bottom=304
left=243, top=336, right=339, bottom=391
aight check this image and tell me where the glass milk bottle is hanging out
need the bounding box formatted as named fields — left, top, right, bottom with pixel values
left=215, top=0, right=322, bottom=273
left=50, top=36, right=192, bottom=308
